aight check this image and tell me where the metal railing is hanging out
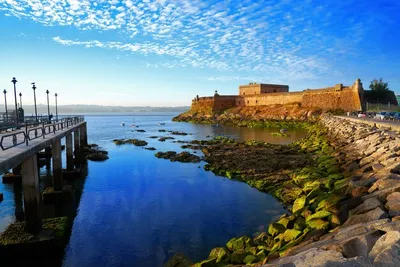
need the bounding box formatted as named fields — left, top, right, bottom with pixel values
left=0, top=116, right=84, bottom=151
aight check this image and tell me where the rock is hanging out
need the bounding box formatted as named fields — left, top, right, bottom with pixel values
left=390, top=164, right=400, bottom=174
left=243, top=254, right=258, bottom=264
left=342, top=207, right=388, bottom=227
left=385, top=192, right=400, bottom=216
left=113, top=139, right=148, bottom=146
left=362, top=183, right=400, bottom=201
left=144, top=147, right=156, bottom=151
left=373, top=163, right=385, bottom=171
left=262, top=248, right=371, bottom=267
left=351, top=186, right=369, bottom=197
left=348, top=161, right=360, bottom=172
left=306, top=210, right=332, bottom=222
left=165, top=253, right=193, bottom=267
left=281, top=229, right=302, bottom=242
left=192, top=258, right=217, bottom=267
left=226, top=236, right=252, bottom=251
left=369, top=231, right=400, bottom=259
left=158, top=137, right=175, bottom=142
left=292, top=196, right=307, bottom=214
left=373, top=242, right=400, bottom=267
left=136, top=129, right=146, bottom=132
left=368, top=179, right=400, bottom=194
left=349, top=197, right=383, bottom=216
left=86, top=152, right=109, bottom=161
left=230, top=249, right=246, bottom=264
left=154, top=151, right=201, bottom=163
left=338, top=230, right=381, bottom=258
left=268, top=223, right=286, bottom=237
left=306, top=219, right=329, bottom=230
left=208, top=247, right=230, bottom=264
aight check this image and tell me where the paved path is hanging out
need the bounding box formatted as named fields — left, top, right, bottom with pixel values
left=0, top=122, right=84, bottom=174
left=336, top=116, right=400, bottom=132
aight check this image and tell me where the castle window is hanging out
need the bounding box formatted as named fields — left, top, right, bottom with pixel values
left=256, top=100, right=258, bottom=104
left=243, top=93, right=245, bottom=95
left=247, top=101, right=249, bottom=104
left=273, top=90, right=276, bottom=93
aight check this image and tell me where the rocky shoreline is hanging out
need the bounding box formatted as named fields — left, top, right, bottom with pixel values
left=168, top=114, right=400, bottom=267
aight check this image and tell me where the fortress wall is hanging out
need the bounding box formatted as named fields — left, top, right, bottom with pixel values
left=191, top=80, right=363, bottom=114
left=302, top=86, right=362, bottom=111
left=236, top=92, right=303, bottom=106
left=213, top=96, right=238, bottom=111
left=191, top=97, right=215, bottom=114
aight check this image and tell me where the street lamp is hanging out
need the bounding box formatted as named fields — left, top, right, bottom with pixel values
left=3, top=89, right=8, bottom=122
left=11, top=77, right=18, bottom=125
left=55, top=93, right=58, bottom=122
left=46, top=89, right=50, bottom=122
left=31, top=82, right=38, bottom=122
left=19, top=92, right=22, bottom=108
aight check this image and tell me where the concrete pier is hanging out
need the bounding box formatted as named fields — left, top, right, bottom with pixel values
left=0, top=116, right=85, bottom=231
left=74, top=129, right=80, bottom=154
left=66, top=134, right=73, bottom=171
left=21, top=155, right=42, bottom=233
left=52, top=139, right=62, bottom=191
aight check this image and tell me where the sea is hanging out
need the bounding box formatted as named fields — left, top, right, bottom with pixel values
left=0, top=112, right=308, bottom=267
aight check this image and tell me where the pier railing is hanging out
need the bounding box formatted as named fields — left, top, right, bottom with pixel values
left=0, top=116, right=84, bottom=151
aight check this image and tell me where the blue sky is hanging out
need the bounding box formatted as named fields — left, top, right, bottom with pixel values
left=0, top=0, right=399, bottom=107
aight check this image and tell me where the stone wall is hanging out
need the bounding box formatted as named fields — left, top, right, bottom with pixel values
left=236, top=92, right=303, bottom=106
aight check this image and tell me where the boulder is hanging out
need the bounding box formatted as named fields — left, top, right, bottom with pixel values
left=369, top=231, right=400, bottom=259
left=373, top=242, right=400, bottom=267
left=208, top=247, right=230, bottom=264
left=268, top=223, right=286, bottom=237
left=385, top=192, right=400, bottom=216
left=342, top=207, right=388, bottom=227
left=349, top=197, right=383, bottom=216
left=338, top=230, right=381, bottom=258
left=292, top=196, right=307, bottom=214
left=230, top=249, right=246, bottom=264
left=262, top=248, right=372, bottom=267
left=243, top=254, right=258, bottom=264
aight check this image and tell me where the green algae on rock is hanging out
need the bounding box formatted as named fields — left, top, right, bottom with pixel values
left=113, top=139, right=148, bottom=146
left=155, top=151, right=201, bottom=163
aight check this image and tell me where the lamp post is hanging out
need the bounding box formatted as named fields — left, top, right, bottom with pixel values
left=19, top=92, right=22, bottom=108
left=11, top=77, right=18, bottom=125
left=3, top=89, right=8, bottom=122
left=46, top=90, right=50, bottom=123
left=55, top=93, right=58, bottom=122
left=32, top=82, right=38, bottom=122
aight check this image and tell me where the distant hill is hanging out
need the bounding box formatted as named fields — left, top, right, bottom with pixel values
left=17, top=104, right=190, bottom=114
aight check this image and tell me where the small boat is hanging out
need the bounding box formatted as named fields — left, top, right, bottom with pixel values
left=280, top=128, right=288, bottom=133
left=121, top=122, right=125, bottom=126
left=157, top=122, right=165, bottom=126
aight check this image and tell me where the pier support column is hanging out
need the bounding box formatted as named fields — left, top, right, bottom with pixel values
left=80, top=122, right=88, bottom=147
left=74, top=129, right=80, bottom=154
left=66, top=134, right=74, bottom=171
left=52, top=139, right=62, bottom=191
left=21, top=155, right=42, bottom=233
left=45, top=147, right=52, bottom=170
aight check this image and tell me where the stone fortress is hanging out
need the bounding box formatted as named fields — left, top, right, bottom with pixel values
left=192, top=79, right=367, bottom=113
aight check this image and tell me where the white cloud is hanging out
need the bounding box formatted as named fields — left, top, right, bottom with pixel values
left=0, top=0, right=389, bottom=81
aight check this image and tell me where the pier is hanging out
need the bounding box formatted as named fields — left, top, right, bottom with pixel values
left=0, top=116, right=87, bottom=233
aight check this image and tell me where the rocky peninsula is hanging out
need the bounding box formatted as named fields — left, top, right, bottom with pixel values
left=169, top=106, right=400, bottom=267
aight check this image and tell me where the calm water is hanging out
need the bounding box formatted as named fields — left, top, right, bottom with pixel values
left=0, top=113, right=308, bottom=267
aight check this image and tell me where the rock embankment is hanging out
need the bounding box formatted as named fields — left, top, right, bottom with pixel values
left=173, top=104, right=323, bottom=125
left=261, top=115, right=400, bottom=267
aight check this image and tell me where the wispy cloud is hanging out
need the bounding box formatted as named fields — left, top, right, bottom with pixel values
left=1, top=0, right=395, bottom=82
